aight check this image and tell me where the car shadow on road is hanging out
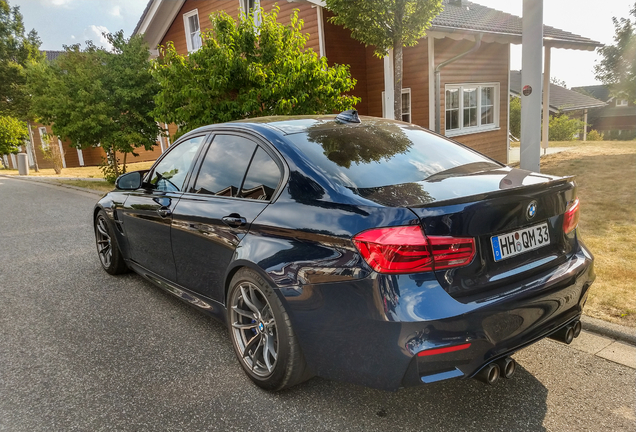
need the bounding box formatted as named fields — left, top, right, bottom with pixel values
left=136, top=275, right=549, bottom=432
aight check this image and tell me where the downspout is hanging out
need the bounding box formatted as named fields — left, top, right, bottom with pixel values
left=435, top=33, right=483, bottom=134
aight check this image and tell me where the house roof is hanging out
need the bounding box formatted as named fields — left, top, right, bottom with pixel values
left=40, top=50, right=65, bottom=62
left=510, top=71, right=606, bottom=112
left=430, top=0, right=601, bottom=50
left=133, top=0, right=602, bottom=52
left=572, top=85, right=611, bottom=102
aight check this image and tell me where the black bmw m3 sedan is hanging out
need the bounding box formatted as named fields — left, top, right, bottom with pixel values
left=94, top=111, right=594, bottom=391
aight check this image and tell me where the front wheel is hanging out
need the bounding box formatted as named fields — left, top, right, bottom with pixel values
left=94, top=210, right=128, bottom=275
left=227, top=268, right=311, bottom=391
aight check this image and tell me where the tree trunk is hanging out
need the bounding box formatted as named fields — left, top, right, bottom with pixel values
left=122, top=151, right=128, bottom=174
left=393, top=42, right=403, bottom=121
left=26, top=121, right=40, bottom=172
left=111, top=148, right=119, bottom=178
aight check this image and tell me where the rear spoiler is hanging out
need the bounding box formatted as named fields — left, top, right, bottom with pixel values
left=408, top=175, right=576, bottom=209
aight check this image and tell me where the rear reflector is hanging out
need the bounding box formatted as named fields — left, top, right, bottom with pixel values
left=563, top=198, right=580, bottom=234
left=352, top=226, right=475, bottom=274
left=417, top=343, right=472, bottom=357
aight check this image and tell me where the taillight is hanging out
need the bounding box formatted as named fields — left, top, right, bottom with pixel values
left=563, top=198, right=580, bottom=234
left=352, top=225, right=475, bottom=274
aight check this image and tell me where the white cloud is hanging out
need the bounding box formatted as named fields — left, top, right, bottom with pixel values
left=109, top=5, right=121, bottom=17
left=85, top=25, right=112, bottom=50
left=48, top=0, right=74, bottom=6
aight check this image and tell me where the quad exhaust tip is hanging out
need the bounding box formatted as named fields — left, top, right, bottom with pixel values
left=497, top=357, right=516, bottom=379
left=476, top=362, right=500, bottom=385
left=549, top=319, right=582, bottom=345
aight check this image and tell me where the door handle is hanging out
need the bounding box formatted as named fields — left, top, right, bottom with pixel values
left=157, top=207, right=172, bottom=218
left=222, top=215, right=247, bottom=228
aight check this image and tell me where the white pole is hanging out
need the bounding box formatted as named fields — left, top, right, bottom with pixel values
left=583, top=109, right=588, bottom=141
left=383, top=50, right=395, bottom=120
left=428, top=37, right=435, bottom=130
left=520, top=0, right=543, bottom=172
left=541, top=45, right=551, bottom=155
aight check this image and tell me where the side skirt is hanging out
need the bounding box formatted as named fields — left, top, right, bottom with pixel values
left=126, top=260, right=227, bottom=324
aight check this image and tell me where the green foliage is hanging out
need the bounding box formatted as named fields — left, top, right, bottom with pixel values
left=587, top=129, right=604, bottom=141
left=0, top=0, right=42, bottom=118
left=324, top=0, right=444, bottom=57
left=0, top=114, right=27, bottom=154
left=99, top=157, right=119, bottom=183
left=153, top=7, right=359, bottom=139
left=26, top=31, right=160, bottom=178
left=604, top=129, right=636, bottom=140
left=548, top=114, right=585, bottom=141
left=39, top=132, right=63, bottom=174
left=594, top=3, right=636, bottom=103
left=509, top=96, right=521, bottom=138
left=325, top=0, right=443, bottom=119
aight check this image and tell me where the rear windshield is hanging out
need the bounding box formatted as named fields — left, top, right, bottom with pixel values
left=286, top=120, right=500, bottom=189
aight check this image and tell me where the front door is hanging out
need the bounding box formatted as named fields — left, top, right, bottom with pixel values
left=121, top=135, right=207, bottom=281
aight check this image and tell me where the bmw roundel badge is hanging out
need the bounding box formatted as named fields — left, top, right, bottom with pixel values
left=527, top=201, right=537, bottom=219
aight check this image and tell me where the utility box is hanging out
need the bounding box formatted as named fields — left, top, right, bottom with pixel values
left=17, top=153, right=29, bottom=176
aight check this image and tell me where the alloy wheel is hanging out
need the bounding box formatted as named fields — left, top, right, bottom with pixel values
left=95, top=215, right=112, bottom=268
left=230, top=282, right=279, bottom=377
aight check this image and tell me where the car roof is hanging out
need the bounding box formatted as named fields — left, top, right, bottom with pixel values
left=229, top=115, right=409, bottom=136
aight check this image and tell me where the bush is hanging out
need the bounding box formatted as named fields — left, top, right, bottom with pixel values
left=548, top=114, right=586, bottom=141
left=99, top=156, right=119, bottom=183
left=587, top=129, right=603, bottom=141
left=41, top=134, right=64, bottom=174
left=509, top=96, right=521, bottom=139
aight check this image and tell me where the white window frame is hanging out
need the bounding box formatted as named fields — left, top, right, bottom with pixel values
left=38, top=127, right=49, bottom=150
left=444, top=83, right=500, bottom=137
left=381, top=88, right=412, bottom=123
left=183, top=9, right=202, bottom=53
left=616, top=99, right=628, bottom=107
left=239, top=0, right=262, bottom=26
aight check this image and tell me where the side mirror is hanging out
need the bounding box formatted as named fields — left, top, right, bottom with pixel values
left=115, top=171, right=143, bottom=190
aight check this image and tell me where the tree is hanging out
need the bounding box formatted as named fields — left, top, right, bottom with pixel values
left=548, top=114, right=585, bottom=141
left=550, top=77, right=567, bottom=88
left=594, top=3, right=636, bottom=103
left=27, top=31, right=160, bottom=180
left=325, top=0, right=444, bottom=120
left=0, top=114, right=27, bottom=155
left=152, top=7, right=359, bottom=138
left=0, top=0, right=41, bottom=118
left=509, top=96, right=521, bottom=139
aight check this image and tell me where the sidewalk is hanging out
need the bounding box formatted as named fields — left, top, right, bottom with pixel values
left=508, top=146, right=570, bottom=164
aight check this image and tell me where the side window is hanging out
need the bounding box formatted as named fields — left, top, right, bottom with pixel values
left=149, top=135, right=205, bottom=192
left=240, top=147, right=281, bottom=201
left=192, top=135, right=256, bottom=196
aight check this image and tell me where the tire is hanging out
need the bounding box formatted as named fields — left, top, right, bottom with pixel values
left=94, top=210, right=129, bottom=275
left=227, top=268, right=311, bottom=391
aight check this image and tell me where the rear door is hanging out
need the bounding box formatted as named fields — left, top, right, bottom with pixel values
left=121, top=135, right=207, bottom=280
left=171, top=133, right=283, bottom=302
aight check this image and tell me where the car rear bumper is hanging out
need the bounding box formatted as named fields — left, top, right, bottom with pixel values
left=278, top=244, right=595, bottom=391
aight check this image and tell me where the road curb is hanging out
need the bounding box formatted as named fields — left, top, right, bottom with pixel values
left=581, top=315, right=636, bottom=346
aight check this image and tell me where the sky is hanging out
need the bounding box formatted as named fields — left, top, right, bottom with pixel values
left=12, top=0, right=634, bottom=88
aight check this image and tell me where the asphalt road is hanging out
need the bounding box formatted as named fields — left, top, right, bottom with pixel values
left=0, top=177, right=634, bottom=432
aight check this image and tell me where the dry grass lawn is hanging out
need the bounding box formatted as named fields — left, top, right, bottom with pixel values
left=537, top=140, right=636, bottom=326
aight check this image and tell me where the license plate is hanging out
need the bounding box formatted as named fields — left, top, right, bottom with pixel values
left=491, top=222, right=550, bottom=262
